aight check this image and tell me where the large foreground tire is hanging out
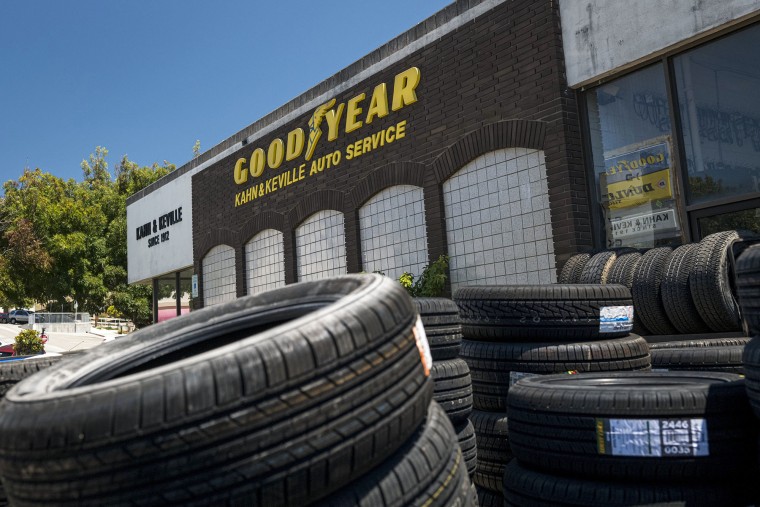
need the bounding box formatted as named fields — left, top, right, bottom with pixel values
left=455, top=285, right=634, bottom=341
left=0, top=275, right=433, bottom=507
left=502, top=460, right=752, bottom=507
left=462, top=335, right=651, bottom=410
left=690, top=231, right=743, bottom=332
left=507, top=371, right=754, bottom=481
left=661, top=244, right=710, bottom=334
left=318, top=402, right=474, bottom=507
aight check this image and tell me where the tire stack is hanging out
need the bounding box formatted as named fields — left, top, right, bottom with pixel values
left=737, top=243, right=760, bottom=490
left=413, top=298, right=478, bottom=480
left=455, top=284, right=652, bottom=505
left=0, top=275, right=476, bottom=506
left=504, top=371, right=757, bottom=506
left=559, top=230, right=749, bottom=336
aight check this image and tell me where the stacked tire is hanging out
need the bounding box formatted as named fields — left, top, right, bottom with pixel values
left=559, top=230, right=749, bottom=335
left=455, top=284, right=652, bottom=504
left=414, top=298, right=478, bottom=479
left=0, top=275, right=476, bottom=506
left=505, top=371, right=757, bottom=506
left=737, top=243, right=760, bottom=487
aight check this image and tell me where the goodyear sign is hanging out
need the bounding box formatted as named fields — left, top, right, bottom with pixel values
left=233, top=67, right=420, bottom=207
left=601, top=143, right=673, bottom=210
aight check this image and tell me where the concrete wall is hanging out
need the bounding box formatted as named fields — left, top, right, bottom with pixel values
left=560, top=0, right=760, bottom=87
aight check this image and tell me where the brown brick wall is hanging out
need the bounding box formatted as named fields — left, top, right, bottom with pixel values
left=192, top=0, right=592, bottom=306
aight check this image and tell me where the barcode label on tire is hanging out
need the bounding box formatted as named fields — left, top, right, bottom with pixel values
left=599, top=306, right=634, bottom=334
left=596, top=418, right=709, bottom=457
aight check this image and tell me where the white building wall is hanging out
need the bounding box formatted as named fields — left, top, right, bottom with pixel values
left=560, top=0, right=760, bottom=87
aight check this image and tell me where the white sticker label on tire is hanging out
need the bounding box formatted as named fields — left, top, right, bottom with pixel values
left=599, top=306, right=634, bottom=333
left=509, top=371, right=539, bottom=386
left=413, top=316, right=433, bottom=377
left=596, top=418, right=709, bottom=457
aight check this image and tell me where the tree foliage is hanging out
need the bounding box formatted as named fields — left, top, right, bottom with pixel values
left=0, top=148, right=174, bottom=327
left=398, top=255, right=450, bottom=297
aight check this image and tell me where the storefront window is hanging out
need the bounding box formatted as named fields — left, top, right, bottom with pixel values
left=697, top=207, right=760, bottom=237
left=587, top=64, right=682, bottom=248
left=674, top=25, right=760, bottom=205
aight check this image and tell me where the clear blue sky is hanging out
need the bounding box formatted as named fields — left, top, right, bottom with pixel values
left=0, top=1, right=447, bottom=191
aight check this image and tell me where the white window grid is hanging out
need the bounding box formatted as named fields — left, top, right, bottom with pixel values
left=296, top=210, right=347, bottom=281
left=202, top=244, right=237, bottom=306
left=359, top=185, right=429, bottom=281
left=245, top=229, right=285, bottom=295
left=443, top=148, right=557, bottom=290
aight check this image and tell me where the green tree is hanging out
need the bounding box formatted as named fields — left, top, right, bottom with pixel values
left=0, top=148, right=174, bottom=327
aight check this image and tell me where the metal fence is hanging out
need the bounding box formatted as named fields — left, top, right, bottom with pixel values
left=31, top=312, right=91, bottom=324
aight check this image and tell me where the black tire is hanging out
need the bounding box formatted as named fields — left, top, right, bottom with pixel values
left=690, top=231, right=743, bottom=332
left=0, top=356, right=63, bottom=397
left=502, top=459, right=753, bottom=507
left=661, top=244, right=710, bottom=334
left=431, top=358, right=473, bottom=423
left=414, top=297, right=460, bottom=326
left=0, top=275, right=433, bottom=506
left=649, top=337, right=751, bottom=349
left=631, top=246, right=677, bottom=336
left=606, top=250, right=642, bottom=288
left=425, top=326, right=463, bottom=360
left=455, top=419, right=478, bottom=477
left=317, top=401, right=474, bottom=507
left=736, top=243, right=760, bottom=336
left=455, top=285, right=634, bottom=341
left=471, top=410, right=511, bottom=493
left=741, top=337, right=760, bottom=419
left=476, top=487, right=504, bottom=507
left=651, top=345, right=745, bottom=374
left=578, top=251, right=617, bottom=284
left=557, top=253, right=591, bottom=284
left=507, top=371, right=754, bottom=481
left=461, top=335, right=651, bottom=411
left=9, top=319, right=15, bottom=325
left=414, top=298, right=463, bottom=360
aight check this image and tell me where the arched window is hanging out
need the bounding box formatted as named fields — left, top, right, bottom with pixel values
left=359, top=185, right=428, bottom=281
left=202, top=244, right=236, bottom=306
left=443, top=148, right=556, bottom=290
left=295, top=210, right=347, bottom=281
left=245, top=229, right=285, bottom=295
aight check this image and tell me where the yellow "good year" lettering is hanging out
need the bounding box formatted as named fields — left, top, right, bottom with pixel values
left=233, top=67, right=421, bottom=185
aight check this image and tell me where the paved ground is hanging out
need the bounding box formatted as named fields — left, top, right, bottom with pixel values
left=0, top=323, right=119, bottom=353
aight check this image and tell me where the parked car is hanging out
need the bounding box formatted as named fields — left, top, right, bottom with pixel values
left=8, top=310, right=33, bottom=325
left=0, top=312, right=8, bottom=324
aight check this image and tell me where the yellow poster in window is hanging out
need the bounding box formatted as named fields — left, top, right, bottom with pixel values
left=604, top=168, right=673, bottom=210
